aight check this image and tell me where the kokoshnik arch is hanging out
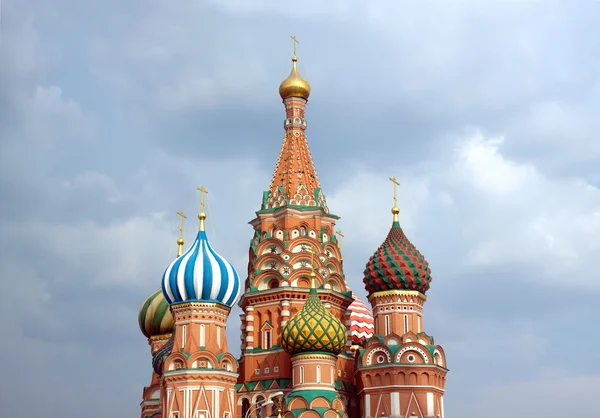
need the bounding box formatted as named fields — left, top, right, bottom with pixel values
left=137, top=38, right=449, bottom=418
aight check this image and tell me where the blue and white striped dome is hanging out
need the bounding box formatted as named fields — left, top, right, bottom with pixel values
left=161, top=228, right=241, bottom=307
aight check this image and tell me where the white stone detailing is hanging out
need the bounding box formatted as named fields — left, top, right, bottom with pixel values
left=395, top=346, right=430, bottom=363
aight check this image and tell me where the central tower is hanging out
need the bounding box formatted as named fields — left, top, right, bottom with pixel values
left=236, top=44, right=356, bottom=417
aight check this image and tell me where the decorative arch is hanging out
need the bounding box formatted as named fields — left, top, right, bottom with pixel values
left=395, top=346, right=430, bottom=364
left=364, top=346, right=392, bottom=366
left=384, top=333, right=402, bottom=346
left=252, top=270, right=284, bottom=290
left=164, top=352, right=187, bottom=371
left=288, top=396, right=308, bottom=410
left=434, top=345, right=446, bottom=367
left=310, top=397, right=331, bottom=409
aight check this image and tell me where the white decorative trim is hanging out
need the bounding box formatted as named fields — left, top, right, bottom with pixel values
left=395, top=346, right=429, bottom=363
left=366, top=347, right=392, bottom=365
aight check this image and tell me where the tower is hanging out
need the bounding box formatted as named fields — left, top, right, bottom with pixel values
left=138, top=287, right=175, bottom=418
left=138, top=211, right=185, bottom=418
left=356, top=180, right=448, bottom=418
left=160, top=193, right=242, bottom=418
left=236, top=42, right=357, bottom=417
left=280, top=272, right=348, bottom=418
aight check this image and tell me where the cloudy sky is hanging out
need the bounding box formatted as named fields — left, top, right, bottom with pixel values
left=1, top=0, right=599, bottom=417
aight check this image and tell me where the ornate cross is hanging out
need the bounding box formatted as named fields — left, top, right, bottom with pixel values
left=306, top=246, right=319, bottom=271
left=176, top=210, right=187, bottom=239
left=389, top=176, right=400, bottom=207
left=290, top=35, right=299, bottom=56
left=197, top=186, right=208, bottom=212
left=335, top=229, right=344, bottom=248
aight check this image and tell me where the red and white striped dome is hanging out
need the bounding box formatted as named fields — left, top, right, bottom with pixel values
left=348, top=291, right=375, bottom=345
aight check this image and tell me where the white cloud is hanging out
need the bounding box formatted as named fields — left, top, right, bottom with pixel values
left=329, top=129, right=600, bottom=290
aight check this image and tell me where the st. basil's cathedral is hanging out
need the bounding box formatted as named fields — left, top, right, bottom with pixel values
left=137, top=43, right=448, bottom=418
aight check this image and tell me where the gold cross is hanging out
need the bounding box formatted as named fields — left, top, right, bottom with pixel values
left=290, top=35, right=299, bottom=56
left=197, top=186, right=208, bottom=212
left=176, top=210, right=187, bottom=239
left=335, top=229, right=344, bottom=247
left=389, top=176, right=400, bottom=207
left=306, top=246, right=319, bottom=270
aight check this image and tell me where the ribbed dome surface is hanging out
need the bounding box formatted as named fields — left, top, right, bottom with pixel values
left=281, top=285, right=347, bottom=355
left=138, top=288, right=174, bottom=338
left=348, top=293, right=374, bottom=345
left=152, top=333, right=175, bottom=375
left=363, top=221, right=431, bottom=295
left=161, top=230, right=241, bottom=307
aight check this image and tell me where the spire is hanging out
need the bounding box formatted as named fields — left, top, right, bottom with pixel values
left=263, top=38, right=326, bottom=211
left=196, top=185, right=208, bottom=231
left=176, top=210, right=186, bottom=257
left=389, top=176, right=401, bottom=223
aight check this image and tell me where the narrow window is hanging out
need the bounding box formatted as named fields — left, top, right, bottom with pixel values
left=299, top=366, right=304, bottom=384
left=200, top=324, right=205, bottom=347
left=182, top=325, right=187, bottom=347
left=316, top=365, right=321, bottom=383
left=384, top=315, right=390, bottom=335
left=404, top=315, right=408, bottom=334
left=264, top=330, right=271, bottom=349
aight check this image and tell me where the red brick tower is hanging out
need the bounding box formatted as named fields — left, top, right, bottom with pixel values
left=356, top=179, right=448, bottom=418
left=236, top=43, right=356, bottom=417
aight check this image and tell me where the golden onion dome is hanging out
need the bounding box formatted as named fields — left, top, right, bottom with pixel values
left=279, top=56, right=311, bottom=100
left=138, top=288, right=174, bottom=339
left=281, top=276, right=347, bottom=355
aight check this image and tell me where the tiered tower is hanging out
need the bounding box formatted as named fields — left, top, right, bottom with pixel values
left=236, top=42, right=357, bottom=417
left=280, top=272, right=348, bottom=418
left=138, top=212, right=185, bottom=418
left=138, top=287, right=175, bottom=418
left=137, top=38, right=449, bottom=418
left=159, top=194, right=242, bottom=418
left=356, top=180, right=448, bottom=418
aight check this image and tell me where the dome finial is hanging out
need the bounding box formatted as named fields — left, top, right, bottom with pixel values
left=389, top=176, right=401, bottom=223
left=279, top=36, right=311, bottom=100
left=196, top=185, right=209, bottom=231
left=176, top=210, right=187, bottom=257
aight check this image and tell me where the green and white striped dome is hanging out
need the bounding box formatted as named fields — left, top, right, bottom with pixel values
left=138, top=288, right=174, bottom=339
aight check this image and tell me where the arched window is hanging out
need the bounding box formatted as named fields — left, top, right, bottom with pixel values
left=300, top=226, right=307, bottom=236
left=316, top=365, right=321, bottom=383
left=241, top=399, right=251, bottom=418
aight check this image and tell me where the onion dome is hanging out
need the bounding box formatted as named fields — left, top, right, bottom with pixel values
left=363, top=207, right=432, bottom=295
left=281, top=275, right=347, bottom=355
left=348, top=293, right=375, bottom=345
left=161, top=212, right=241, bottom=307
left=138, top=288, right=174, bottom=338
left=152, top=333, right=175, bottom=375
left=279, top=55, right=311, bottom=100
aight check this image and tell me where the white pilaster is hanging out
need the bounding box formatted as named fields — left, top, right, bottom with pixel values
left=426, top=393, right=434, bottom=416
left=390, top=392, right=400, bottom=418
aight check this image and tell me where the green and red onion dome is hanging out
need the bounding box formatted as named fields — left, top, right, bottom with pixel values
left=363, top=213, right=431, bottom=295
left=138, top=288, right=174, bottom=339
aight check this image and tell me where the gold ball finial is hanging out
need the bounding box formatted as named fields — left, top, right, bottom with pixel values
left=177, top=238, right=184, bottom=245
left=198, top=212, right=207, bottom=221
left=279, top=37, right=311, bottom=100
left=310, top=270, right=317, bottom=278
left=392, top=206, right=400, bottom=215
